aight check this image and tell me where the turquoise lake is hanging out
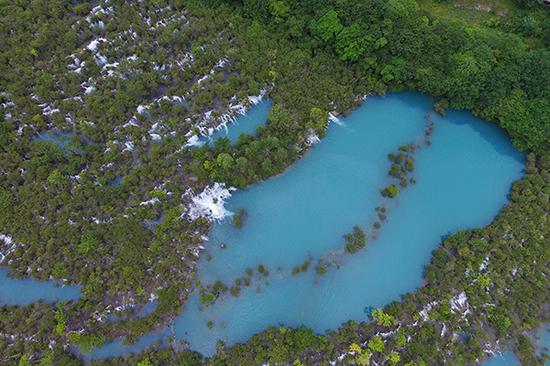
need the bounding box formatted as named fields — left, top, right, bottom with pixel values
left=86, top=92, right=526, bottom=358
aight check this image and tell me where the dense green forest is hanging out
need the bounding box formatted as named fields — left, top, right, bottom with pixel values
left=0, top=0, right=548, bottom=364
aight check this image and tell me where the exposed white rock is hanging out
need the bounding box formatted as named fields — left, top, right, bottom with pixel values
left=186, top=183, right=235, bottom=221
left=137, top=104, right=150, bottom=114
left=185, top=134, right=205, bottom=147
left=123, top=116, right=139, bottom=128
left=95, top=53, right=108, bottom=66
left=84, top=85, right=96, bottom=95
left=328, top=112, right=343, bottom=125
left=450, top=292, right=468, bottom=311
left=38, top=103, right=60, bottom=116
left=176, top=52, right=194, bottom=68
left=150, top=133, right=162, bottom=141
left=419, top=301, right=438, bottom=321
left=123, top=141, right=134, bottom=152
left=480, top=256, right=490, bottom=271
left=87, top=38, right=106, bottom=52
left=68, top=55, right=82, bottom=70
left=248, top=88, right=267, bottom=105
left=197, top=74, right=210, bottom=85
left=305, top=128, right=320, bottom=146
left=0, top=234, right=21, bottom=264
left=140, top=197, right=160, bottom=206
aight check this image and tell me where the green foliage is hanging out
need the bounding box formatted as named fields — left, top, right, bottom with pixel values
left=372, top=309, right=398, bottom=327
left=232, top=208, right=247, bottom=228
left=344, top=225, right=367, bottom=253
left=368, top=335, right=385, bottom=353
left=136, top=359, right=152, bottom=366
left=68, top=332, right=105, bottom=354
left=310, top=10, right=343, bottom=43
left=386, top=351, right=401, bottom=365
left=77, top=234, right=99, bottom=257
left=307, top=107, right=328, bottom=137
left=336, top=24, right=367, bottom=62
left=386, top=0, right=419, bottom=19
left=488, top=307, right=512, bottom=334
left=269, top=0, right=290, bottom=21
left=54, top=310, right=67, bottom=335
left=17, top=355, right=31, bottom=366
left=382, top=184, right=399, bottom=198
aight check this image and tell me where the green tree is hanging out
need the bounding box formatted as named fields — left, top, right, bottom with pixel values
left=310, top=10, right=343, bottom=43
left=368, top=335, right=385, bottom=353
left=137, top=359, right=153, bottom=366
left=336, top=24, right=367, bottom=62
left=372, top=308, right=398, bottom=327
left=386, top=351, right=401, bottom=365
left=269, top=0, right=290, bottom=21
left=78, top=234, right=99, bottom=257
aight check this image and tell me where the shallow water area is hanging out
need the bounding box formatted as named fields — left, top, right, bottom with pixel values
left=206, top=99, right=271, bottom=144
left=483, top=325, right=549, bottom=365
left=33, top=130, right=73, bottom=147
left=86, top=92, right=525, bottom=358
left=0, top=267, right=80, bottom=305
left=483, top=352, right=521, bottom=366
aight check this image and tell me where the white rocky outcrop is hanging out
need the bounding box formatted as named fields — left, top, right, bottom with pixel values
left=186, top=183, right=234, bottom=221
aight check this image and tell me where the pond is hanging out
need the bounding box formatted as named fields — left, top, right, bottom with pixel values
left=33, top=130, right=73, bottom=147
left=205, top=99, right=272, bottom=144
left=87, top=92, right=525, bottom=358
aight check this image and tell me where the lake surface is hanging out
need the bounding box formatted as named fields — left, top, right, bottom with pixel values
left=88, top=92, right=525, bottom=358
left=0, top=267, right=80, bottom=305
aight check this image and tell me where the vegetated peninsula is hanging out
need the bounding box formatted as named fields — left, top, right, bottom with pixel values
left=0, top=0, right=548, bottom=365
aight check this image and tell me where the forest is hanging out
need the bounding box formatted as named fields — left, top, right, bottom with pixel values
left=0, top=0, right=548, bottom=364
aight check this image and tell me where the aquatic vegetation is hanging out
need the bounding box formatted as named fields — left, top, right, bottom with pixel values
left=344, top=226, right=367, bottom=254
left=291, top=260, right=311, bottom=275
left=381, top=184, right=400, bottom=198
left=231, top=208, right=247, bottom=228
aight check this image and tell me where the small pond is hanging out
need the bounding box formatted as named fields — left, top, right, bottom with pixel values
left=33, top=130, right=73, bottom=147
left=205, top=99, right=272, bottom=144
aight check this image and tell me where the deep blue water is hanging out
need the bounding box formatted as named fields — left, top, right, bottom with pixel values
left=0, top=267, right=80, bottom=305
left=87, top=92, right=525, bottom=358
left=206, top=100, right=271, bottom=144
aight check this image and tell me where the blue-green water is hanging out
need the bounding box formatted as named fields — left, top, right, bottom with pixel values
left=206, top=100, right=271, bottom=144
left=483, top=325, right=549, bottom=365
left=484, top=352, right=521, bottom=366
left=0, top=267, right=80, bottom=305
left=33, top=130, right=73, bottom=147
left=87, top=92, right=525, bottom=358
